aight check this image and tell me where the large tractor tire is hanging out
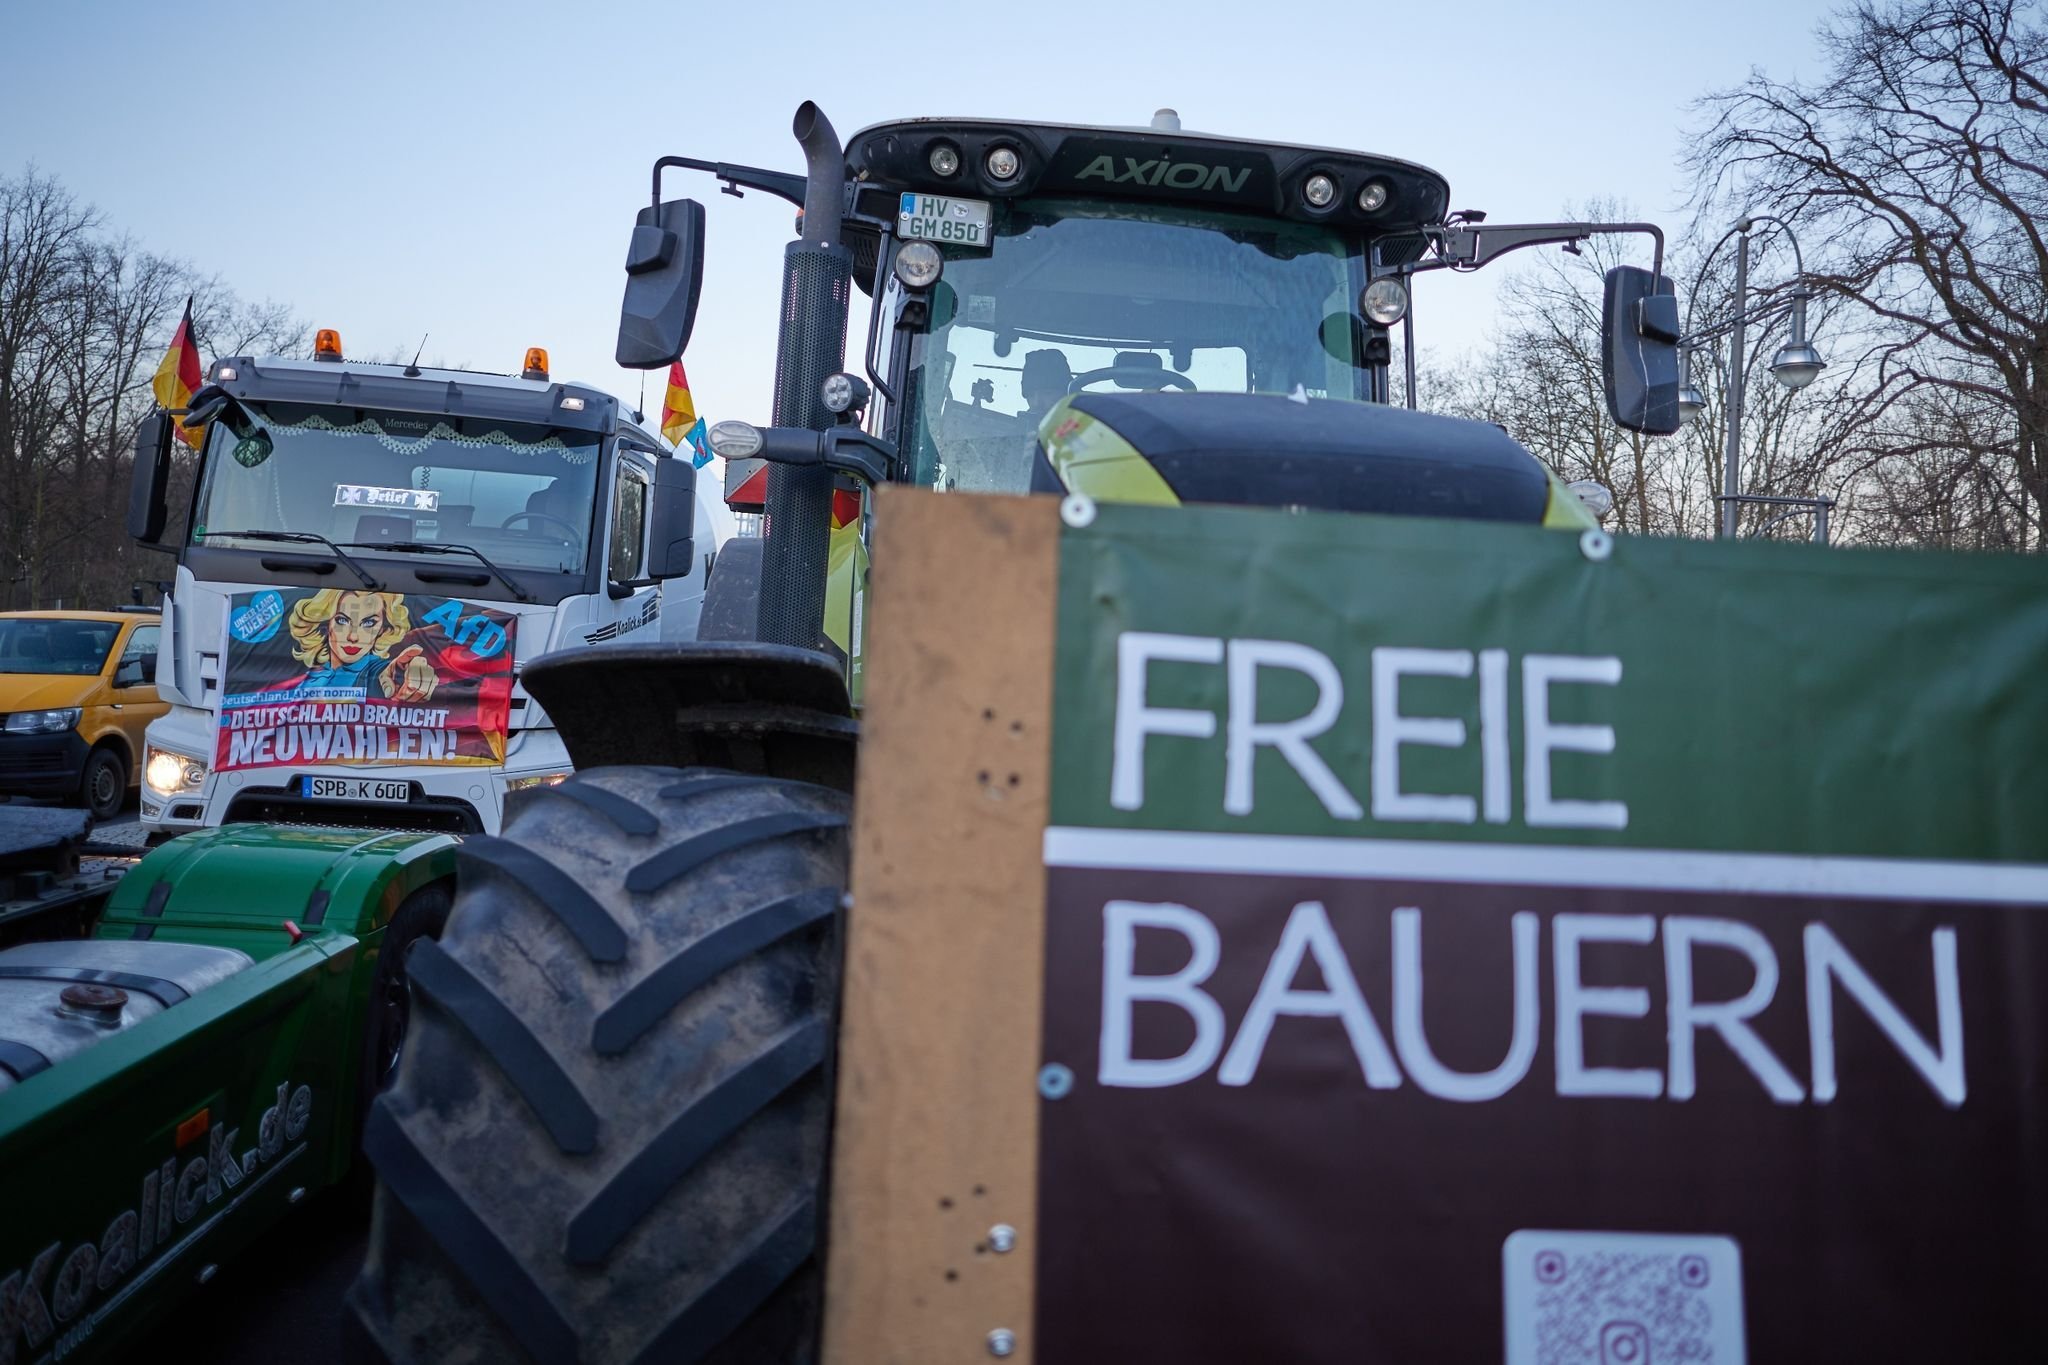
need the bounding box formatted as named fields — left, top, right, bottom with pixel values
left=347, top=766, right=850, bottom=1365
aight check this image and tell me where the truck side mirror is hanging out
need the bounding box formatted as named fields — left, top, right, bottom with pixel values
left=615, top=198, right=707, bottom=369
left=1601, top=266, right=1682, bottom=436
left=128, top=413, right=173, bottom=543
left=645, top=457, right=699, bottom=580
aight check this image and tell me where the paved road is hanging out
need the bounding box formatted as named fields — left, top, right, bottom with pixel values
left=128, top=1182, right=369, bottom=1365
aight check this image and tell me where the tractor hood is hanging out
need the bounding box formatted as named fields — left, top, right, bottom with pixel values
left=1033, top=392, right=1558, bottom=524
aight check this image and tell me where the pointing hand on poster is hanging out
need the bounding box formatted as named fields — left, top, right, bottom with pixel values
left=380, top=644, right=439, bottom=702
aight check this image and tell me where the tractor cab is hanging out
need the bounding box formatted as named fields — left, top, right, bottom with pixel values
left=612, top=102, right=1680, bottom=658
left=834, top=113, right=1446, bottom=502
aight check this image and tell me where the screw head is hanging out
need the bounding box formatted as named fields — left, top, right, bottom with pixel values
left=987, top=1328, right=1017, bottom=1357
left=989, top=1223, right=1016, bottom=1253
left=1059, top=493, right=1096, bottom=528
left=1037, top=1063, right=1074, bottom=1099
left=1579, top=528, right=1613, bottom=562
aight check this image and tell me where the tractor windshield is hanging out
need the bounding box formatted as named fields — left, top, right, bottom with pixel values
left=191, top=401, right=603, bottom=574
left=897, top=197, right=1369, bottom=493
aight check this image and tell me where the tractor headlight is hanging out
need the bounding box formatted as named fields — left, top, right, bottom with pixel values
left=1356, top=181, right=1389, bottom=212
left=1362, top=277, right=1410, bottom=327
left=3, top=708, right=80, bottom=734
left=892, top=241, right=944, bottom=291
left=144, top=745, right=207, bottom=797
left=821, top=372, right=871, bottom=416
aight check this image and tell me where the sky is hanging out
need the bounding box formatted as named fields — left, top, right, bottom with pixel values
left=2, top=0, right=1845, bottom=430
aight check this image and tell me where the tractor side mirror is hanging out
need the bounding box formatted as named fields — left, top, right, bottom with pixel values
left=128, top=413, right=174, bottom=544
left=645, top=457, right=699, bottom=580
left=615, top=198, right=707, bottom=369
left=1602, top=266, right=1682, bottom=435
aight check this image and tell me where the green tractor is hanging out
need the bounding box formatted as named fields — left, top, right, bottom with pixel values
left=344, top=104, right=1681, bottom=1363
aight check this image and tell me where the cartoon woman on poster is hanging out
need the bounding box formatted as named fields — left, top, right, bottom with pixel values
left=284, top=589, right=439, bottom=701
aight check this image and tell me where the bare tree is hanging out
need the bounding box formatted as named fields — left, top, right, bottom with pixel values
left=0, top=167, right=304, bottom=608
left=1688, top=0, right=2048, bottom=550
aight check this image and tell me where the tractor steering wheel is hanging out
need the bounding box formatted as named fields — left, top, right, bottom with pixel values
left=1068, top=364, right=1199, bottom=394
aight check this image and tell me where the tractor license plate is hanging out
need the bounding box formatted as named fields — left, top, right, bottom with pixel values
left=300, top=775, right=411, bottom=804
left=897, top=193, right=992, bottom=249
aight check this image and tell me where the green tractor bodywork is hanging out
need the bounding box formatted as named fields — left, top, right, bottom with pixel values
left=0, top=825, right=454, bottom=1363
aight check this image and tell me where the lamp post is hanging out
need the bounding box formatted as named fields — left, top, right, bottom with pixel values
left=1683, top=216, right=1828, bottom=539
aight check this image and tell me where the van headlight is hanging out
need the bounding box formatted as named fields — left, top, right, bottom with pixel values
left=144, top=746, right=208, bottom=797
left=3, top=708, right=81, bottom=734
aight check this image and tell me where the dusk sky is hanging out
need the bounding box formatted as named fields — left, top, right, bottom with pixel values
left=5, top=0, right=1845, bottom=428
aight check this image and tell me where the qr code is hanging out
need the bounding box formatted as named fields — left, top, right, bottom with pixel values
left=1503, top=1231, right=1745, bottom=1365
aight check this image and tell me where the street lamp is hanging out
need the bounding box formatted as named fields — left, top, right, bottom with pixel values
left=1680, top=216, right=1829, bottom=538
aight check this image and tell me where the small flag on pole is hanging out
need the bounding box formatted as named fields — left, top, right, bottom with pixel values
left=661, top=361, right=714, bottom=470
left=152, top=296, right=205, bottom=449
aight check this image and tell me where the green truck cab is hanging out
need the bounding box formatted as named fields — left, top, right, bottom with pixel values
left=0, top=825, right=454, bottom=1363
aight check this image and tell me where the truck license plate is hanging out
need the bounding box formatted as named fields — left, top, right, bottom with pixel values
left=300, top=776, right=411, bottom=804
left=898, top=193, right=992, bottom=248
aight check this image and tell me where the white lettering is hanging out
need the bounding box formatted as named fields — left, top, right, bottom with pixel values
left=1392, top=908, right=1539, bottom=1101
left=1225, top=639, right=1361, bottom=819
left=1523, top=655, right=1627, bottom=829
left=1664, top=917, right=1803, bottom=1103
left=1479, top=648, right=1511, bottom=823
left=1806, top=923, right=1965, bottom=1108
left=1219, top=901, right=1401, bottom=1088
left=1554, top=913, right=1662, bottom=1098
left=1111, top=632, right=1222, bottom=811
left=1098, top=902, right=1227, bottom=1088
left=1371, top=647, right=1476, bottom=823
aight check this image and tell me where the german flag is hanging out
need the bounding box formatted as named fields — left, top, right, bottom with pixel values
left=151, top=296, right=205, bottom=449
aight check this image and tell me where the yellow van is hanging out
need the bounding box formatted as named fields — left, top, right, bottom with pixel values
left=0, top=609, right=169, bottom=819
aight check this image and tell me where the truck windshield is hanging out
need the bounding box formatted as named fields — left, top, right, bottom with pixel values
left=899, top=197, right=1369, bottom=493
left=0, top=618, right=120, bottom=676
left=191, top=402, right=603, bottom=574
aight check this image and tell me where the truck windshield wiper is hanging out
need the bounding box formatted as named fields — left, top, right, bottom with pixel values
left=341, top=541, right=534, bottom=603
left=199, top=530, right=381, bottom=588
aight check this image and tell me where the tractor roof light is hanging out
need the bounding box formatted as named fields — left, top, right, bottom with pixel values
left=1362, top=277, right=1410, bottom=327
left=708, top=419, right=765, bottom=460
left=986, top=145, right=1021, bottom=182
left=522, top=347, right=550, bottom=381
left=821, top=372, right=871, bottom=417
left=313, top=328, right=344, bottom=362
left=893, top=240, right=944, bottom=291
left=1357, top=180, right=1389, bottom=213
left=1303, top=173, right=1337, bottom=209
left=929, top=142, right=961, bottom=177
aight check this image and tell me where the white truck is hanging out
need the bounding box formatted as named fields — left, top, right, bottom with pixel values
left=126, top=333, right=719, bottom=836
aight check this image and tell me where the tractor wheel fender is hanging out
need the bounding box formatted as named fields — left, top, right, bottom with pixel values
left=347, top=765, right=847, bottom=1365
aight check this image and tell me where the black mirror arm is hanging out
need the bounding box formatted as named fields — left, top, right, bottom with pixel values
left=1420, top=221, right=1666, bottom=281
left=749, top=426, right=894, bottom=488
left=652, top=155, right=806, bottom=211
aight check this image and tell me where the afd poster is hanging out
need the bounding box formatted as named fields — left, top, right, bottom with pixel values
left=215, top=588, right=516, bottom=772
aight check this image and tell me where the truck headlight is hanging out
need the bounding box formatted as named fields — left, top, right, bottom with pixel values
left=2, top=708, right=81, bottom=734
left=144, top=746, right=208, bottom=797
left=505, top=771, right=571, bottom=791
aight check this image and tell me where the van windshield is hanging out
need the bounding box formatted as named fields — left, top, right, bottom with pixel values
left=0, top=619, right=120, bottom=676
left=898, top=197, right=1369, bottom=493
left=191, top=402, right=603, bottom=574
